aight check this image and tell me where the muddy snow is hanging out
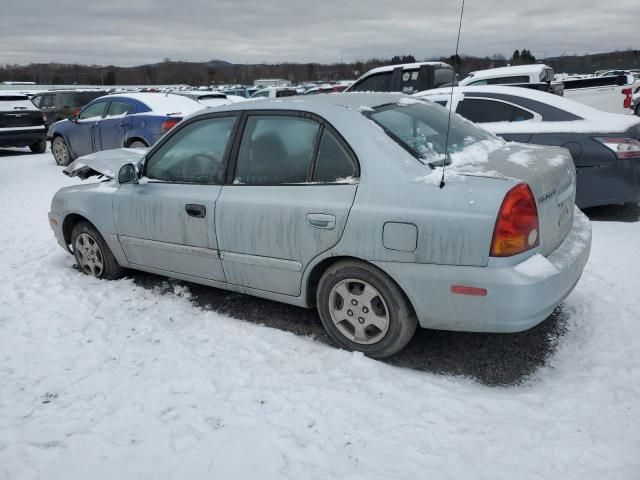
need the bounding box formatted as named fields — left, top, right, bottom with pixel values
left=0, top=149, right=638, bottom=479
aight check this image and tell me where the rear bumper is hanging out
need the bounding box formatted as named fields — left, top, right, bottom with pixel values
left=576, top=159, right=640, bottom=208
left=0, top=128, right=47, bottom=147
left=375, top=207, right=592, bottom=333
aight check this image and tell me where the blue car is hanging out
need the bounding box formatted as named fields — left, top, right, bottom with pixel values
left=48, top=93, right=202, bottom=166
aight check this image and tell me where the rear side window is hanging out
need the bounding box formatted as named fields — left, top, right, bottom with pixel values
left=234, top=116, right=319, bottom=185
left=275, top=89, right=297, bottom=98
left=434, top=68, right=455, bottom=87
left=313, top=130, right=357, bottom=182
left=400, top=70, right=420, bottom=93
left=31, top=95, right=42, bottom=107
left=252, top=91, right=270, bottom=98
left=350, top=72, right=393, bottom=92
left=457, top=98, right=534, bottom=123
left=106, top=101, right=133, bottom=117
left=146, top=116, right=236, bottom=184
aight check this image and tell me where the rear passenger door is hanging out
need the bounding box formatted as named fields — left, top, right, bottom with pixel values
left=215, top=112, right=359, bottom=296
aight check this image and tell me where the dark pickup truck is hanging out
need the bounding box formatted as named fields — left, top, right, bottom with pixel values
left=345, top=62, right=456, bottom=95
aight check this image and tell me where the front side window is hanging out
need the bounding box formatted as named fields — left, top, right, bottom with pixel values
left=145, top=116, right=236, bottom=184
left=366, top=101, right=495, bottom=163
left=106, top=101, right=133, bottom=117
left=350, top=72, right=392, bottom=92
left=234, top=116, right=319, bottom=185
left=251, top=90, right=270, bottom=98
left=457, top=98, right=533, bottom=123
left=313, top=130, right=357, bottom=182
left=78, top=101, right=108, bottom=120
left=487, top=75, right=530, bottom=85
left=276, top=89, right=297, bottom=98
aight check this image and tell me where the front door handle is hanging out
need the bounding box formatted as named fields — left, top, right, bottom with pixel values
left=185, top=204, right=206, bottom=218
left=306, top=213, right=336, bottom=230
left=119, top=121, right=130, bottom=127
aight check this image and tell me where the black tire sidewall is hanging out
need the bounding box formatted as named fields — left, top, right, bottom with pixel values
left=52, top=137, right=70, bottom=166
left=317, top=261, right=416, bottom=358
left=30, top=139, right=46, bottom=153
left=71, top=222, right=123, bottom=280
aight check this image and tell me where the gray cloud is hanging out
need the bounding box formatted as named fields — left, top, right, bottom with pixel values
left=0, top=0, right=637, bottom=66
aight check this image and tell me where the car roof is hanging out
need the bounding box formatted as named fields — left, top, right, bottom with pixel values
left=99, top=92, right=204, bottom=116
left=464, top=64, right=548, bottom=80
left=360, top=62, right=452, bottom=77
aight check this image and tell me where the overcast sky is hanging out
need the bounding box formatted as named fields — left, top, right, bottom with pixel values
left=1, top=0, right=637, bottom=66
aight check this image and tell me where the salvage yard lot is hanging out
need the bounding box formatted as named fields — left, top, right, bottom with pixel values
left=1, top=149, right=639, bottom=479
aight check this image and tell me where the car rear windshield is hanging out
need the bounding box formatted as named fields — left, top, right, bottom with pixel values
left=365, top=100, right=495, bottom=163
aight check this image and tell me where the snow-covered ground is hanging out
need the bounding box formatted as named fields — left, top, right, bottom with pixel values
left=1, top=149, right=639, bottom=479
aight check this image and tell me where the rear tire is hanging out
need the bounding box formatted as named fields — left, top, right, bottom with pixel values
left=316, top=260, right=417, bottom=359
left=71, top=222, right=125, bottom=280
left=29, top=139, right=46, bottom=154
left=52, top=136, right=71, bottom=166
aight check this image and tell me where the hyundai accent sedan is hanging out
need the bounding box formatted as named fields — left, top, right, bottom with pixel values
left=49, top=93, right=592, bottom=358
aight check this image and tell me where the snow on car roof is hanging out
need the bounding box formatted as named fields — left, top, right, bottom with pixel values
left=417, top=86, right=640, bottom=133
left=465, top=64, right=547, bottom=79
left=108, top=93, right=204, bottom=116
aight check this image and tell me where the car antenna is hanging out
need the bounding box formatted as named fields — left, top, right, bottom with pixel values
left=440, top=0, right=465, bottom=189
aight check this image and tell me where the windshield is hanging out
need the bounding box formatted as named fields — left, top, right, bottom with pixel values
left=366, top=99, right=496, bottom=164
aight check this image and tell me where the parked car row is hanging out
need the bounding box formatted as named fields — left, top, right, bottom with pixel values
left=50, top=93, right=592, bottom=358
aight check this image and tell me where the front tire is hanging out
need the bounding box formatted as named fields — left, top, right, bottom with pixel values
left=52, top=136, right=71, bottom=166
left=71, top=222, right=125, bottom=280
left=128, top=140, right=148, bottom=148
left=29, top=139, right=46, bottom=153
left=316, top=260, right=417, bottom=358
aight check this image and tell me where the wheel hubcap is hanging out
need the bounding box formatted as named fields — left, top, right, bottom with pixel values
left=75, top=233, right=104, bottom=277
left=328, top=279, right=390, bottom=345
left=53, top=139, right=68, bottom=163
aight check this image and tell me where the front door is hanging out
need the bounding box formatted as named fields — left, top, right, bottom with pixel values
left=113, top=114, right=238, bottom=282
left=216, top=113, right=359, bottom=296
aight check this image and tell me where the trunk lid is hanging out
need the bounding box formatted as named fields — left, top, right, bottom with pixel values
left=454, top=142, right=576, bottom=256
left=63, top=148, right=147, bottom=180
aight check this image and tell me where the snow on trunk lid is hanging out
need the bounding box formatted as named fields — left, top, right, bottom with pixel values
left=465, top=143, right=576, bottom=256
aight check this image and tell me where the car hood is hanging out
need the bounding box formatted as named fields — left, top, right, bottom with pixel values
left=63, top=148, right=147, bottom=179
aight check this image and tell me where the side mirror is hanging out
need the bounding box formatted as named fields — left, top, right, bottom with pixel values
left=118, top=163, right=139, bottom=184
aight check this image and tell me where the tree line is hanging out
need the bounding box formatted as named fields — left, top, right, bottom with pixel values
left=1, top=50, right=637, bottom=86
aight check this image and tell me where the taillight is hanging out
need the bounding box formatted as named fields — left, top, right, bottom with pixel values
left=41, top=111, right=47, bottom=123
left=622, top=88, right=632, bottom=109
left=160, top=118, right=180, bottom=133
left=595, top=137, right=640, bottom=159
left=71, top=108, right=81, bottom=116
left=490, top=183, right=540, bottom=257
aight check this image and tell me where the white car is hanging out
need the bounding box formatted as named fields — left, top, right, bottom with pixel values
left=249, top=87, right=299, bottom=99
left=460, top=64, right=635, bottom=115
left=173, top=91, right=246, bottom=108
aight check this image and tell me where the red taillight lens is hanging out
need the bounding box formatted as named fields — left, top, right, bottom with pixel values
left=71, top=108, right=81, bottom=116
left=595, top=137, right=640, bottom=159
left=622, top=88, right=632, bottom=109
left=160, top=118, right=180, bottom=133
left=490, top=183, right=540, bottom=257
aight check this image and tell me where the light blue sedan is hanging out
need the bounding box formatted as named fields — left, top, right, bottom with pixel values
left=49, top=93, right=591, bottom=358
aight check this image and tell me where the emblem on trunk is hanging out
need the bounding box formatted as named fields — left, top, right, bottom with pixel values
left=537, top=190, right=556, bottom=204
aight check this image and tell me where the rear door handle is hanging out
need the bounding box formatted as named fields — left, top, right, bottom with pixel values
left=306, top=213, right=336, bottom=230
left=185, top=204, right=206, bottom=218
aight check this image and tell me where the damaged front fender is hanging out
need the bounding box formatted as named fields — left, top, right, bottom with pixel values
left=63, top=148, right=147, bottom=180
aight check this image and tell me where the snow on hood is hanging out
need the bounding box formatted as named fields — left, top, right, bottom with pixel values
left=63, top=148, right=147, bottom=180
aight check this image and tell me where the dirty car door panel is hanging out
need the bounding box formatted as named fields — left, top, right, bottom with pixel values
left=114, top=115, right=238, bottom=281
